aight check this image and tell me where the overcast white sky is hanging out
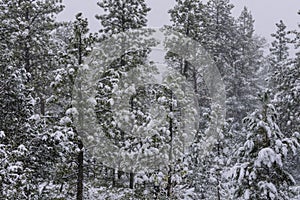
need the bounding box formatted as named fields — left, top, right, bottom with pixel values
left=57, top=0, right=299, bottom=43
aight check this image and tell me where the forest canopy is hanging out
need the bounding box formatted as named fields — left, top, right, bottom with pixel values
left=0, top=0, right=299, bottom=199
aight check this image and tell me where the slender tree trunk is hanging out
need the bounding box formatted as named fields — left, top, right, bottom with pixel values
left=118, top=170, right=123, bottom=179
left=0, top=179, right=3, bottom=199
left=154, top=184, right=160, bottom=200
left=76, top=27, right=84, bottom=200
left=78, top=33, right=82, bottom=66
left=76, top=140, right=84, bottom=200
left=129, top=172, right=134, bottom=189
left=192, top=66, right=198, bottom=93
left=216, top=141, right=222, bottom=200
left=166, top=165, right=172, bottom=197
left=183, top=59, right=189, bottom=79
left=24, top=8, right=30, bottom=73
left=112, top=168, right=116, bottom=187
left=24, top=46, right=30, bottom=73
left=59, top=183, right=64, bottom=193
left=40, top=95, right=45, bottom=116
left=167, top=91, right=174, bottom=197
left=217, top=185, right=221, bottom=200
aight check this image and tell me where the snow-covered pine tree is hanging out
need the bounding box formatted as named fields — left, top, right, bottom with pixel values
left=96, top=0, right=150, bottom=37
left=167, top=0, right=207, bottom=94
left=269, top=20, right=293, bottom=94
left=226, top=7, right=267, bottom=159
left=94, top=0, right=154, bottom=193
left=167, top=1, right=214, bottom=198
left=195, top=1, right=237, bottom=198
left=295, top=10, right=300, bottom=61
left=270, top=15, right=300, bottom=184
left=234, top=7, right=263, bottom=119
left=271, top=12, right=300, bottom=136
left=200, top=0, right=236, bottom=70
left=0, top=64, right=37, bottom=199
left=47, top=13, right=97, bottom=199
left=199, top=0, right=245, bottom=124
left=169, top=0, right=204, bottom=38
left=230, top=91, right=300, bottom=200
left=50, top=13, right=96, bottom=121
left=167, top=0, right=209, bottom=119
left=0, top=0, right=64, bottom=117
left=0, top=0, right=66, bottom=198
left=281, top=56, right=300, bottom=184
left=270, top=20, right=292, bottom=66
left=71, top=13, right=97, bottom=200
left=144, top=69, right=197, bottom=199
left=167, top=0, right=244, bottom=198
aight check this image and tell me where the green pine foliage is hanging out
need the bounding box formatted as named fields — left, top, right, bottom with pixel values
left=230, top=92, right=299, bottom=200
left=0, top=0, right=300, bottom=199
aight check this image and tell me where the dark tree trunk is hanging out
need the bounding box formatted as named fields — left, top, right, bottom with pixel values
left=112, top=168, right=116, bottom=187
left=184, top=60, right=189, bottom=78
left=154, top=185, right=160, bottom=199
left=78, top=33, right=82, bottom=66
left=118, top=170, right=123, bottom=179
left=76, top=140, right=84, bottom=200
left=129, top=172, right=134, bottom=189
left=40, top=95, right=45, bottom=116
left=0, top=180, right=2, bottom=199
left=76, top=24, right=85, bottom=200
left=192, top=66, right=198, bottom=93
left=24, top=8, right=31, bottom=73
left=166, top=165, right=172, bottom=197
left=167, top=91, right=174, bottom=197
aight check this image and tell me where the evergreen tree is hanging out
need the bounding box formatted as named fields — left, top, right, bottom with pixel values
left=0, top=0, right=64, bottom=116
left=169, top=0, right=205, bottom=41
left=96, top=0, right=150, bottom=37
left=167, top=0, right=208, bottom=111
left=48, top=13, right=97, bottom=200
left=1, top=0, right=299, bottom=199
left=269, top=20, right=293, bottom=106
left=234, top=7, right=263, bottom=118
left=270, top=20, right=292, bottom=65
left=0, top=0, right=65, bottom=198
left=0, top=64, right=37, bottom=199
left=167, top=0, right=240, bottom=198
left=200, top=0, right=236, bottom=65
left=93, top=0, right=154, bottom=193
left=269, top=18, right=298, bottom=137
left=199, top=0, right=249, bottom=123
left=230, top=92, right=299, bottom=200
left=197, top=0, right=237, bottom=198
left=295, top=10, right=300, bottom=61
left=270, top=14, right=300, bottom=184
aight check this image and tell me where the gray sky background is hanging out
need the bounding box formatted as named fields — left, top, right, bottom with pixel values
left=57, top=0, right=299, bottom=45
